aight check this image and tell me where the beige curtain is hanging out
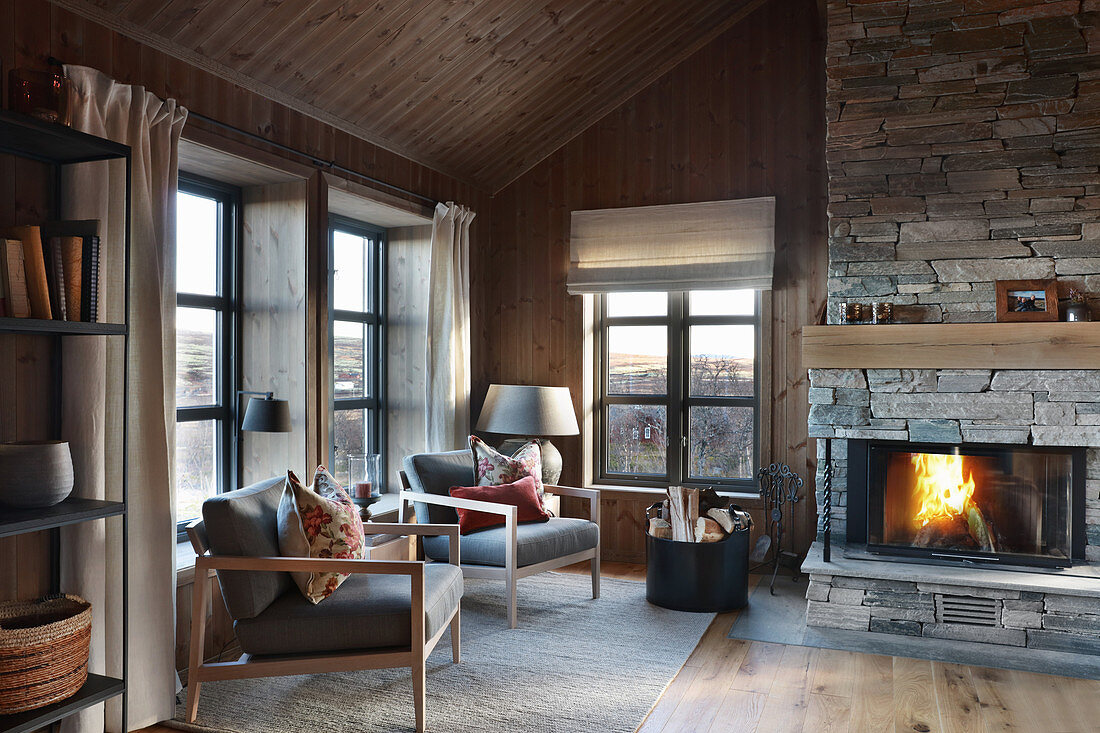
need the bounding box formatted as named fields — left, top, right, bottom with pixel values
left=425, top=202, right=475, bottom=451
left=60, top=65, right=185, bottom=733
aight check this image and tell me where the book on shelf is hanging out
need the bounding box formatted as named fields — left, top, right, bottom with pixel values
left=60, top=236, right=82, bottom=321
left=1, top=221, right=101, bottom=323
left=1, top=239, right=31, bottom=318
left=3, top=225, right=52, bottom=319
left=45, top=235, right=68, bottom=321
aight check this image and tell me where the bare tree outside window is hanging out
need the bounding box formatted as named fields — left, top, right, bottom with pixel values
left=599, top=290, right=758, bottom=487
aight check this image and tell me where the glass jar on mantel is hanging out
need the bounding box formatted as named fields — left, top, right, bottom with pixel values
left=347, top=453, right=382, bottom=518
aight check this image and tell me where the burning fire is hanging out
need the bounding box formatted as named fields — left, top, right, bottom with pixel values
left=911, top=453, right=975, bottom=528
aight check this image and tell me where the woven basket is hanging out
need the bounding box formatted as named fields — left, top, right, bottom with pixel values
left=0, top=594, right=91, bottom=714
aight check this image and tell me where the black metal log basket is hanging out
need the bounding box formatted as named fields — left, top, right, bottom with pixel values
left=645, top=526, right=750, bottom=613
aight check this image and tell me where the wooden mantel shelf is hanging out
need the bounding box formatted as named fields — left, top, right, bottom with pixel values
left=802, top=323, right=1100, bottom=370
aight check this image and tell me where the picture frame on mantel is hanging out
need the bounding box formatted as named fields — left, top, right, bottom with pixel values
left=995, top=279, right=1060, bottom=322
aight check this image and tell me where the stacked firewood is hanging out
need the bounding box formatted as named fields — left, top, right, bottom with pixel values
left=647, top=486, right=752, bottom=543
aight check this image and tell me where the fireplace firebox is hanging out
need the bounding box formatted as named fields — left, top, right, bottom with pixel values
left=847, top=440, right=1086, bottom=568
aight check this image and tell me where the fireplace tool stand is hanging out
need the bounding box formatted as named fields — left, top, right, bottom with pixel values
left=753, top=463, right=804, bottom=595
left=822, top=438, right=834, bottom=563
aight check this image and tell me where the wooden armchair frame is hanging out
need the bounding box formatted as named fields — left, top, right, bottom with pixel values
left=398, top=475, right=600, bottom=628
left=185, top=520, right=461, bottom=733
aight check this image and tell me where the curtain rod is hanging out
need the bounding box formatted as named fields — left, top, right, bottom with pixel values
left=185, top=110, right=439, bottom=208
left=49, top=56, right=438, bottom=208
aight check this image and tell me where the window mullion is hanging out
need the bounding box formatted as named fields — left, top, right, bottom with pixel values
left=669, top=291, right=684, bottom=485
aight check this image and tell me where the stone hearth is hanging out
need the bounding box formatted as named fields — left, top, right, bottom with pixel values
left=802, top=542, right=1100, bottom=654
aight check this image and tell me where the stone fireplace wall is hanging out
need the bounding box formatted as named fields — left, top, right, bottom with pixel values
left=818, top=2, right=1100, bottom=560
left=826, top=0, right=1099, bottom=322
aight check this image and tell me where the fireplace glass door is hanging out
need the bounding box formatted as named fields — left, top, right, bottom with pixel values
left=865, top=442, right=1082, bottom=566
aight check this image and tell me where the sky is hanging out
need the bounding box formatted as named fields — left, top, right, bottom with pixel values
left=176, top=191, right=218, bottom=333
left=607, top=290, right=756, bottom=360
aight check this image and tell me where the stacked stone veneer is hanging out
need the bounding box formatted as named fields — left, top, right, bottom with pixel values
left=826, top=0, right=1100, bottom=322
left=805, top=573, right=1100, bottom=652
left=810, top=1, right=1100, bottom=647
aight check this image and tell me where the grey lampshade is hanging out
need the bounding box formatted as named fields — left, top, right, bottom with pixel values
left=476, top=384, right=579, bottom=437
left=241, top=397, right=292, bottom=433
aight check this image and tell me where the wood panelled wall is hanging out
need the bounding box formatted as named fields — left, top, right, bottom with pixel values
left=481, top=0, right=828, bottom=557
left=385, top=225, right=434, bottom=493
left=240, top=180, right=309, bottom=485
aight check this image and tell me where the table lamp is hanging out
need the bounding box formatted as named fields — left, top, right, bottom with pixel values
left=475, top=384, right=580, bottom=485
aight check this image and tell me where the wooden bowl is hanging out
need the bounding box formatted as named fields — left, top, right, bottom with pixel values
left=0, top=441, right=74, bottom=509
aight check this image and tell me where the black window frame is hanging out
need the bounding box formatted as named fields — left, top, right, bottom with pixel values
left=594, top=290, right=761, bottom=491
left=328, top=214, right=387, bottom=487
left=175, top=174, right=241, bottom=540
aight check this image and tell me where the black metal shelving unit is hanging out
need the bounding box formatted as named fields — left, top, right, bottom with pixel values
left=0, top=109, right=130, bottom=733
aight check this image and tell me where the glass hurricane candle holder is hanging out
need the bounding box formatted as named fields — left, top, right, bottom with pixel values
left=348, top=453, right=382, bottom=501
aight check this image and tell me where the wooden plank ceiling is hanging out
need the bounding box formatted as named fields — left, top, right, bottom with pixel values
left=51, top=0, right=765, bottom=191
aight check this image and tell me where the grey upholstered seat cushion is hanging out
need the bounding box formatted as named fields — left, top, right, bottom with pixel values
left=233, top=563, right=463, bottom=656
left=403, top=449, right=475, bottom=525
left=422, top=517, right=598, bottom=567
left=202, top=476, right=292, bottom=620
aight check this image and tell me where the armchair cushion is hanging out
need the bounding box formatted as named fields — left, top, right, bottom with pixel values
left=277, top=468, right=366, bottom=604
left=403, top=450, right=475, bottom=525
left=422, top=517, right=598, bottom=568
left=202, top=477, right=293, bottom=620
left=470, top=435, right=544, bottom=505
left=449, top=476, right=549, bottom=535
left=233, top=563, right=463, bottom=656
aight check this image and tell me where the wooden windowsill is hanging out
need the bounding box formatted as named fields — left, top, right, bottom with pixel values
left=589, top=483, right=755, bottom=495
left=802, top=322, right=1100, bottom=370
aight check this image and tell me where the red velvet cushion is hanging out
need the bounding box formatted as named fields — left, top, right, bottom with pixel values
left=449, top=476, right=551, bottom=535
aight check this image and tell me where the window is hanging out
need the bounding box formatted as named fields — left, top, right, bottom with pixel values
left=329, top=216, right=385, bottom=486
left=175, top=176, right=239, bottom=535
left=596, top=289, right=759, bottom=489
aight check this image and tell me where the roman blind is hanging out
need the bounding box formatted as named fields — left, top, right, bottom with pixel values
left=567, top=197, right=776, bottom=294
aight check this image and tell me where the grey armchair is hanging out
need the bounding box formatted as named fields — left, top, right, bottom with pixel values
left=185, top=476, right=462, bottom=733
left=399, top=449, right=600, bottom=628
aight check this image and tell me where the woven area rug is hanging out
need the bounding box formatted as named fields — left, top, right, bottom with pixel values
left=172, top=572, right=713, bottom=733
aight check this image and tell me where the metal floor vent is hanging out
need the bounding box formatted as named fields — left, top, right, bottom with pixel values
left=935, top=594, right=1001, bottom=626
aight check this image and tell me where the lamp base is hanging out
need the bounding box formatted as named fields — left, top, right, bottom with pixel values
left=539, top=439, right=563, bottom=486
left=498, top=437, right=563, bottom=485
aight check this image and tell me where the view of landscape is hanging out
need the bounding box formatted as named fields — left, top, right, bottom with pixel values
left=331, top=228, right=376, bottom=486
left=175, top=191, right=222, bottom=525
left=605, top=290, right=755, bottom=481
left=605, top=352, right=755, bottom=480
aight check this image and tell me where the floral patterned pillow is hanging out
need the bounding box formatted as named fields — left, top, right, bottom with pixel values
left=277, top=467, right=365, bottom=604
left=469, top=435, right=545, bottom=506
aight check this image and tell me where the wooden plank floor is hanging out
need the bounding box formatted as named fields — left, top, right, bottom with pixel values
left=141, top=562, right=1100, bottom=733
left=627, top=570, right=1100, bottom=733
